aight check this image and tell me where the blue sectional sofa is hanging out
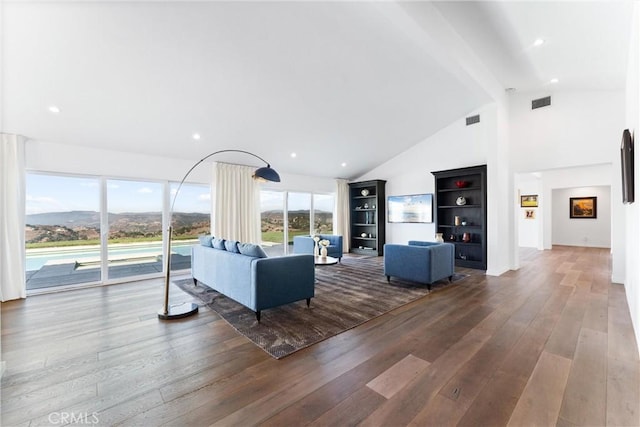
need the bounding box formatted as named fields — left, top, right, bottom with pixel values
left=191, top=237, right=315, bottom=322
left=293, top=235, right=343, bottom=261
left=383, top=241, right=455, bottom=291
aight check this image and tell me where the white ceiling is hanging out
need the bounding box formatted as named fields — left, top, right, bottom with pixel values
left=1, top=1, right=634, bottom=180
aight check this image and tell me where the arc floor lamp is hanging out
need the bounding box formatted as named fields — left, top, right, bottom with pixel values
left=158, top=149, right=281, bottom=320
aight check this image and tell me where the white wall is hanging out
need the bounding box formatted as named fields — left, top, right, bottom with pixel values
left=516, top=174, right=542, bottom=248
left=25, top=140, right=212, bottom=183
left=510, top=90, right=625, bottom=173
left=624, top=2, right=640, bottom=352
left=537, top=164, right=613, bottom=250
left=356, top=103, right=515, bottom=272
left=551, top=186, right=611, bottom=248
left=25, top=140, right=336, bottom=193
left=356, top=104, right=492, bottom=243
left=509, top=89, right=624, bottom=279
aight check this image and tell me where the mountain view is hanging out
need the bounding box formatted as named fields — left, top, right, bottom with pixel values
left=261, top=210, right=333, bottom=243
left=26, top=211, right=210, bottom=245
left=26, top=209, right=333, bottom=246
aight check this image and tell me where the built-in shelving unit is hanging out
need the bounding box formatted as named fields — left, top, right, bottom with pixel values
left=432, top=165, right=487, bottom=270
left=349, top=180, right=386, bottom=256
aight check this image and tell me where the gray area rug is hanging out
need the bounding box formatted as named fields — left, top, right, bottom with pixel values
left=175, top=255, right=466, bottom=359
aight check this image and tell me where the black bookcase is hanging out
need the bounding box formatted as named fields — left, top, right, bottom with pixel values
left=349, top=180, right=386, bottom=256
left=432, top=165, right=487, bottom=270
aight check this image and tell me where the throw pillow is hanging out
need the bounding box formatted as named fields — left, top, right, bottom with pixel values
left=198, top=235, right=213, bottom=247
left=224, top=239, right=240, bottom=253
left=237, top=242, right=268, bottom=258
left=212, top=237, right=226, bottom=250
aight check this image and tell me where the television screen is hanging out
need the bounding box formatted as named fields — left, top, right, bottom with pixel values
left=388, top=194, right=433, bottom=223
left=621, top=129, right=634, bottom=204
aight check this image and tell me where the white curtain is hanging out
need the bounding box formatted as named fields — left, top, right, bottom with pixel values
left=1, top=134, right=27, bottom=301
left=335, top=178, right=351, bottom=253
left=214, top=162, right=262, bottom=244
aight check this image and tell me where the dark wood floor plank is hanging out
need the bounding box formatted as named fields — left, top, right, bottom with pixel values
left=307, top=387, right=386, bottom=427
left=558, top=328, right=608, bottom=426
left=2, top=247, right=638, bottom=426
left=455, top=284, right=572, bottom=426
left=607, top=283, right=640, bottom=426
left=506, top=351, right=572, bottom=426
left=544, top=289, right=590, bottom=360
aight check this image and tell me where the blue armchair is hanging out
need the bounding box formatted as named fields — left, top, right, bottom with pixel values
left=383, top=241, right=454, bottom=291
left=293, top=235, right=343, bottom=261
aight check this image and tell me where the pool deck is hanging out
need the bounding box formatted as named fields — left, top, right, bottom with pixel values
left=25, top=244, right=288, bottom=291
left=26, top=255, right=191, bottom=290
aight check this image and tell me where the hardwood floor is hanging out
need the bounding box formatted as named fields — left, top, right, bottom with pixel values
left=2, top=246, right=639, bottom=426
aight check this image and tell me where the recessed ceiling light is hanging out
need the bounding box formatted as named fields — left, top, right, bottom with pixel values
left=341, top=162, right=347, bottom=167
left=290, top=152, right=297, bottom=158
left=550, top=78, right=559, bottom=84
left=533, top=38, right=545, bottom=47
left=48, top=105, right=60, bottom=114
left=192, top=133, right=201, bottom=140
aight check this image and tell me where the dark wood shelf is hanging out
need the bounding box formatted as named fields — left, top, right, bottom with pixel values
left=432, top=165, right=487, bottom=270
left=349, top=180, right=386, bottom=256
left=438, top=187, right=481, bottom=192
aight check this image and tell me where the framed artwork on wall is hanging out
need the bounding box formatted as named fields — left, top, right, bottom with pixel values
left=520, top=195, right=538, bottom=207
left=524, top=209, right=535, bottom=219
left=570, top=196, right=597, bottom=219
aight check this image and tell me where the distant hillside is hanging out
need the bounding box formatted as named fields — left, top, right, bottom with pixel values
left=26, top=210, right=101, bottom=228
left=26, top=211, right=210, bottom=243
left=260, top=209, right=332, bottom=233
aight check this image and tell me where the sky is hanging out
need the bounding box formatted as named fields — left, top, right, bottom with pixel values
left=26, top=174, right=333, bottom=215
left=26, top=174, right=210, bottom=215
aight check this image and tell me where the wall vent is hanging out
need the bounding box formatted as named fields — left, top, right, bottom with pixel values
left=532, top=96, right=551, bottom=109
left=465, top=114, right=480, bottom=126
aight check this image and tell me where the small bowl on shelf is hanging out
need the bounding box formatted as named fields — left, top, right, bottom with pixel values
left=455, top=180, right=469, bottom=188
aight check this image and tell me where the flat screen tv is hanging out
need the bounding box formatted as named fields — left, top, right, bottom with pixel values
left=388, top=194, right=433, bottom=223
left=621, top=129, right=634, bottom=204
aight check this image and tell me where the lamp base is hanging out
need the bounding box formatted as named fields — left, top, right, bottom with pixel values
left=158, top=302, right=199, bottom=320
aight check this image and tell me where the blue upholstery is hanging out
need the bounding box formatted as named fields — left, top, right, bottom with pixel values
left=191, top=245, right=315, bottom=321
left=293, top=235, right=343, bottom=261
left=383, top=241, right=454, bottom=290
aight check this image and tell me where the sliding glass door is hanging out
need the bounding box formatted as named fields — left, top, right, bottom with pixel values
left=313, top=193, right=334, bottom=235
left=169, top=182, right=211, bottom=270
left=25, top=174, right=101, bottom=290
left=260, top=191, right=285, bottom=256
left=287, top=192, right=311, bottom=253
left=259, top=190, right=335, bottom=256
left=106, top=179, right=164, bottom=279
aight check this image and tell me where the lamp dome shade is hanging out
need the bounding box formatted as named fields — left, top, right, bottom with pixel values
left=253, top=165, right=281, bottom=182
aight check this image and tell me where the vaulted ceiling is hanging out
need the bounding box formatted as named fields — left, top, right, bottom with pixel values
left=1, top=1, right=634, bottom=179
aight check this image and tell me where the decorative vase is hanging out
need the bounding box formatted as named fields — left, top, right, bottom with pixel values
left=454, top=216, right=461, bottom=226
left=314, top=242, right=320, bottom=257
left=462, top=232, right=471, bottom=243
left=456, top=196, right=467, bottom=206
left=361, top=189, right=369, bottom=196
left=320, top=246, right=328, bottom=258
left=435, top=233, right=444, bottom=243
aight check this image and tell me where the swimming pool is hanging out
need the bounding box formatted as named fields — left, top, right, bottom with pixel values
left=26, top=240, right=195, bottom=272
